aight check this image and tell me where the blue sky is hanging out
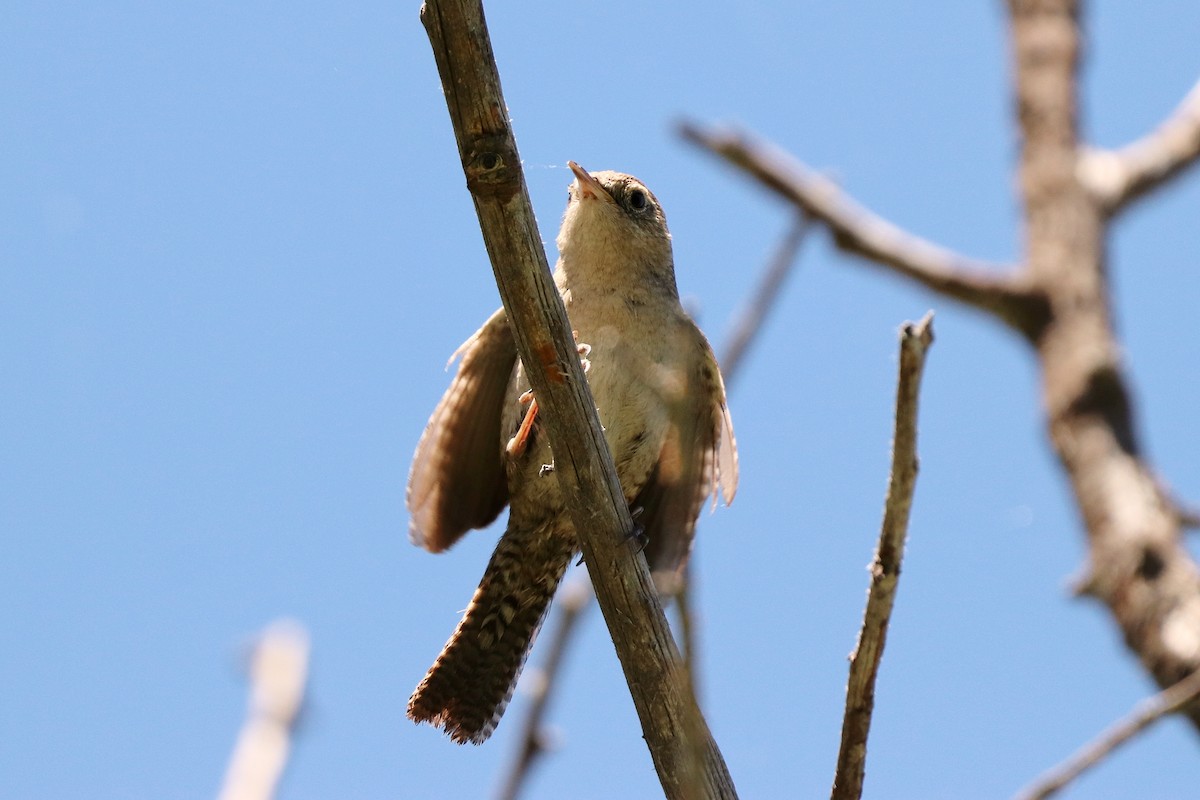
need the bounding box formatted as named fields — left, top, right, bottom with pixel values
left=3, top=2, right=1200, bottom=798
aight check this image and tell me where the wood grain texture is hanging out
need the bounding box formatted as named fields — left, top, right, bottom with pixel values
left=419, top=1, right=737, bottom=795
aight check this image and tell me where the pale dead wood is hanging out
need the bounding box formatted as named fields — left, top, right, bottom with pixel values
left=678, top=123, right=1049, bottom=340
left=419, top=1, right=736, bottom=796
left=1015, top=668, right=1200, bottom=800
left=829, top=314, right=935, bottom=800
left=218, top=620, right=309, bottom=800
left=1079, top=77, right=1200, bottom=214
left=1007, top=0, right=1200, bottom=730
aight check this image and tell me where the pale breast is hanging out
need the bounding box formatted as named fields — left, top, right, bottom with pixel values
left=502, top=298, right=692, bottom=514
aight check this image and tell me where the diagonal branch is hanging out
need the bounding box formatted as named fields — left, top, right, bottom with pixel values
left=1014, top=668, right=1200, bottom=800
left=830, top=314, right=935, bottom=800
left=1078, top=77, right=1200, bottom=215
left=420, top=2, right=736, bottom=797
left=720, top=214, right=811, bottom=388
left=679, top=123, right=1049, bottom=340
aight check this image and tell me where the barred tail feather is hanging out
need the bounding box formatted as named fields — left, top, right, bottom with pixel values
left=407, top=519, right=575, bottom=744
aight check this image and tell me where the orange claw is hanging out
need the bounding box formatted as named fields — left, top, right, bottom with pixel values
left=507, top=333, right=592, bottom=459
left=505, top=390, right=539, bottom=458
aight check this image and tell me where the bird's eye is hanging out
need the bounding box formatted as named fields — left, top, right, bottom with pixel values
left=628, top=188, right=648, bottom=211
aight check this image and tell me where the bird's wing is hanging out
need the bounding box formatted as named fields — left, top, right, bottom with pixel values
left=407, top=307, right=515, bottom=552
left=635, top=333, right=737, bottom=586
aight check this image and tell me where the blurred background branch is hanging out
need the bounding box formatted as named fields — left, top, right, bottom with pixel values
left=218, top=620, right=309, bottom=800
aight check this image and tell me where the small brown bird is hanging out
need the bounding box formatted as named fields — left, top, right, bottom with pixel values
left=406, top=162, right=737, bottom=744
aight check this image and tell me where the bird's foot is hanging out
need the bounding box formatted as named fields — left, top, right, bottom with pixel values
left=625, top=505, right=648, bottom=554
left=573, top=331, right=592, bottom=375
left=505, top=390, right=538, bottom=458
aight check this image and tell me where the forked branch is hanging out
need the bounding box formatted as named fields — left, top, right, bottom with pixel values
left=1079, top=77, right=1200, bottom=214
left=679, top=123, right=1049, bottom=340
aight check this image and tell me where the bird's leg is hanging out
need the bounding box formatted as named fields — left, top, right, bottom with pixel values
left=505, top=390, right=538, bottom=459
left=505, top=332, right=591, bottom=460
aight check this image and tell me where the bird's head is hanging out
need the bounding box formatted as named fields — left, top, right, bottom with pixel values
left=556, top=161, right=676, bottom=293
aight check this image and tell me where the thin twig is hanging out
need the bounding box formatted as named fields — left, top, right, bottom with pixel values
left=829, top=314, right=935, bottom=800
left=1179, top=506, right=1200, bottom=531
left=218, top=620, right=310, bottom=800
left=1014, top=669, right=1200, bottom=800
left=675, top=563, right=700, bottom=691
left=1079, top=77, right=1200, bottom=214
left=720, top=214, right=811, bottom=387
left=495, top=577, right=591, bottom=800
left=679, top=123, right=1048, bottom=340
left=420, top=2, right=736, bottom=797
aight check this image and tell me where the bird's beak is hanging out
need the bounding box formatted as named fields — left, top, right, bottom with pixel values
left=568, top=161, right=613, bottom=203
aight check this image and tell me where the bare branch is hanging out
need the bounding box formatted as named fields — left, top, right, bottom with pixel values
left=420, top=2, right=736, bottom=796
left=720, top=214, right=811, bottom=387
left=830, top=314, right=935, bottom=800
left=1079, top=77, right=1200, bottom=214
left=1179, top=506, right=1200, bottom=531
left=1015, top=668, right=1200, bottom=800
left=1007, top=0, right=1200, bottom=732
left=218, top=620, right=309, bottom=800
left=679, top=123, right=1049, bottom=339
left=496, top=577, right=592, bottom=800
left=675, top=564, right=701, bottom=691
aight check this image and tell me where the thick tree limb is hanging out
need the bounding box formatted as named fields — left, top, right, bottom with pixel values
left=830, top=314, right=934, bottom=800
left=218, top=620, right=309, bottom=800
left=1078, top=77, right=1200, bottom=214
left=1015, top=668, right=1200, bottom=800
left=678, top=123, right=1049, bottom=340
left=419, top=2, right=736, bottom=796
left=1008, top=0, right=1200, bottom=730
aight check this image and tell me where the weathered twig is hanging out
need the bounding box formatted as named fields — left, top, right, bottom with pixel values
left=218, top=620, right=309, bottom=800
left=1015, top=668, right=1200, bottom=800
left=720, top=214, right=811, bottom=387
left=679, top=123, right=1049, bottom=339
left=1079, top=77, right=1200, bottom=214
left=830, top=314, right=935, bottom=800
left=420, top=2, right=736, bottom=796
